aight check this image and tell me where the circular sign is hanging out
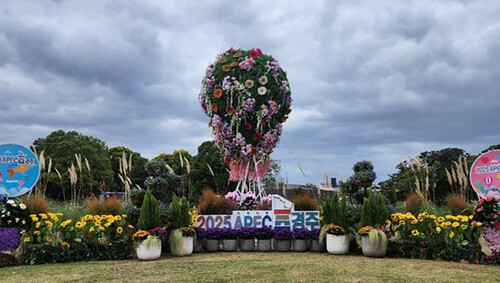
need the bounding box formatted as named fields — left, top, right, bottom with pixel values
left=470, top=150, right=500, bottom=199
left=0, top=144, right=40, bottom=198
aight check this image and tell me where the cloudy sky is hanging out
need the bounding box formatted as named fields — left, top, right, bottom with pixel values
left=1, top=0, right=499, bottom=186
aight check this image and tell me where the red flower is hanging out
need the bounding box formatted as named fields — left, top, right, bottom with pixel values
left=495, top=222, right=500, bottom=230
left=224, top=156, right=231, bottom=163
left=249, top=48, right=262, bottom=58
left=478, top=198, right=484, bottom=205
left=251, top=147, right=258, bottom=156
left=214, top=89, right=223, bottom=98
left=226, top=106, right=235, bottom=115
left=285, top=108, right=292, bottom=115
left=245, top=122, right=252, bottom=130
left=212, top=103, right=218, bottom=112
left=262, top=118, right=267, bottom=127
left=253, top=132, right=262, bottom=140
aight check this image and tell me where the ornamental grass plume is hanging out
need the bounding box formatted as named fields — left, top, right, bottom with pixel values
left=291, top=193, right=318, bottom=211
left=198, top=189, right=222, bottom=214
left=447, top=193, right=473, bottom=216
left=21, top=194, right=50, bottom=215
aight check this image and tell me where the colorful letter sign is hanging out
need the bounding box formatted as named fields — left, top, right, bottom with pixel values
left=0, top=144, right=40, bottom=198
left=470, top=150, right=500, bottom=199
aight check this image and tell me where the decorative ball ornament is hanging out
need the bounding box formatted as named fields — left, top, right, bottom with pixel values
left=199, top=48, right=292, bottom=181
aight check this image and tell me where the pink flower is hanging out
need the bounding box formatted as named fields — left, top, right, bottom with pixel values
left=245, top=122, right=252, bottom=130
left=249, top=48, right=262, bottom=58
left=478, top=198, right=484, bottom=205
left=477, top=207, right=483, bottom=212
left=486, top=196, right=493, bottom=202
left=253, top=132, right=262, bottom=140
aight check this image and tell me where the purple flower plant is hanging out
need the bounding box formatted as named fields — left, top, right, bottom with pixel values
left=221, top=228, right=238, bottom=240
left=274, top=229, right=294, bottom=240
left=194, top=227, right=206, bottom=239
left=292, top=228, right=312, bottom=240
left=310, top=228, right=321, bottom=240
left=237, top=227, right=255, bottom=239
left=0, top=228, right=20, bottom=252
left=255, top=227, right=274, bottom=240
left=205, top=228, right=222, bottom=240
left=148, top=227, right=168, bottom=240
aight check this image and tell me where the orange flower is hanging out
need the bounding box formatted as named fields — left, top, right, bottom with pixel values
left=212, top=103, right=218, bottom=112
left=222, top=65, right=231, bottom=72
left=229, top=61, right=238, bottom=67
left=233, top=52, right=241, bottom=58
left=218, top=57, right=227, bottom=63
left=226, top=106, right=235, bottom=115
left=213, top=89, right=223, bottom=98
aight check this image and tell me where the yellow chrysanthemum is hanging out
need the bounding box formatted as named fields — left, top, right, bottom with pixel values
left=24, top=237, right=31, bottom=243
left=122, top=214, right=127, bottom=219
left=35, top=222, right=41, bottom=229
left=418, top=216, right=424, bottom=222
left=45, top=221, right=53, bottom=227
left=89, top=227, right=95, bottom=232
left=452, top=222, right=459, bottom=228
left=105, top=222, right=111, bottom=228
left=469, top=215, right=474, bottom=220
left=449, top=231, right=455, bottom=238
left=399, top=220, right=406, bottom=225
left=39, top=213, right=48, bottom=220
left=117, top=227, right=123, bottom=234
left=405, top=212, right=413, bottom=218
left=398, top=214, right=406, bottom=221
left=385, top=219, right=391, bottom=225
left=436, top=227, right=441, bottom=233
left=128, top=225, right=134, bottom=229
left=75, top=221, right=86, bottom=228
left=477, top=222, right=483, bottom=227
left=45, top=236, right=53, bottom=243
left=30, top=216, right=39, bottom=222
left=56, top=213, right=63, bottom=217
left=93, top=215, right=101, bottom=221
left=33, top=230, right=40, bottom=236
left=440, top=222, right=448, bottom=228
left=391, top=226, right=397, bottom=231
left=430, top=215, right=436, bottom=220
left=437, top=217, right=445, bottom=223
left=446, top=221, right=451, bottom=226
left=48, top=213, right=57, bottom=220
left=446, top=215, right=453, bottom=220
left=461, top=225, right=467, bottom=230
left=411, top=230, right=419, bottom=236
left=61, top=219, right=72, bottom=228
left=99, top=226, right=105, bottom=231
left=114, top=215, right=122, bottom=221
left=61, top=242, right=70, bottom=249
left=411, top=219, right=418, bottom=225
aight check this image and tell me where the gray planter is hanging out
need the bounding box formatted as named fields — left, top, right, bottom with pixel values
left=275, top=239, right=291, bottom=252
left=204, top=239, right=220, bottom=252
left=223, top=239, right=238, bottom=252
left=239, top=239, right=255, bottom=252
left=193, top=239, right=204, bottom=253
left=293, top=239, right=308, bottom=252
left=257, top=239, right=272, bottom=252
left=310, top=239, right=325, bottom=252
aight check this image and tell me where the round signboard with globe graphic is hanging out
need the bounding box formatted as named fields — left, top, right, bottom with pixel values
left=0, top=144, right=40, bottom=198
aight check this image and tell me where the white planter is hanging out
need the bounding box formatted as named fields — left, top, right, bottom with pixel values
left=326, top=234, right=349, bottom=255
left=361, top=235, right=387, bottom=258
left=170, top=236, right=194, bottom=257
left=136, top=238, right=162, bottom=260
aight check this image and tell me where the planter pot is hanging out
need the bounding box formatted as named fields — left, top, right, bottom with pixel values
left=223, top=239, right=238, bottom=252
left=136, top=239, right=161, bottom=260
left=359, top=181, right=372, bottom=188
left=293, top=239, right=308, bottom=252
left=326, top=234, right=350, bottom=255
left=193, top=238, right=204, bottom=253
left=311, top=239, right=325, bottom=252
left=170, top=236, right=193, bottom=257
left=257, top=239, right=272, bottom=252
left=275, top=239, right=291, bottom=252
left=239, top=239, right=255, bottom=252
left=361, top=235, right=387, bottom=258
left=130, top=197, right=143, bottom=207
left=204, top=239, right=220, bottom=252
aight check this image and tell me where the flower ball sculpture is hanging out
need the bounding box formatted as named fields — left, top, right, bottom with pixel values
left=199, top=48, right=291, bottom=181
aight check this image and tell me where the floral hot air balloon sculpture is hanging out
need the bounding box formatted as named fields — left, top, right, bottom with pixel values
left=199, top=48, right=292, bottom=201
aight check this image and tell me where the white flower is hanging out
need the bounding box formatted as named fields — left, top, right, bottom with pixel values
left=259, top=76, right=268, bottom=85
left=6, top=211, right=10, bottom=216
left=19, top=203, right=26, bottom=210
left=15, top=218, right=19, bottom=222
left=245, top=80, right=254, bottom=88
left=258, top=86, right=267, bottom=95
left=7, top=199, right=15, bottom=205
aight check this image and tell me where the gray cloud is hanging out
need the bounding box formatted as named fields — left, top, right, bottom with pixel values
left=1, top=0, right=499, bottom=185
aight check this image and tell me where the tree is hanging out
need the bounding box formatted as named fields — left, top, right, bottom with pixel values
left=32, top=130, right=114, bottom=200
left=189, top=141, right=235, bottom=199
left=482, top=144, right=500, bottom=153
left=262, top=160, right=283, bottom=191
left=108, top=146, right=148, bottom=191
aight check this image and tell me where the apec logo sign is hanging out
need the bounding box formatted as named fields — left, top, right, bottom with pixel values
left=196, top=195, right=320, bottom=231
left=470, top=150, right=500, bottom=199
left=0, top=144, right=40, bottom=198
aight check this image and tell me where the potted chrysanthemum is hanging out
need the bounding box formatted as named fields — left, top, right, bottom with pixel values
left=204, top=228, right=221, bottom=252
left=324, top=224, right=349, bottom=255
left=238, top=227, right=255, bottom=252
left=358, top=226, right=387, bottom=257
left=292, top=228, right=311, bottom=252
left=221, top=228, right=238, bottom=252
left=255, top=227, right=274, bottom=252
left=274, top=229, right=293, bottom=252
left=133, top=227, right=167, bottom=260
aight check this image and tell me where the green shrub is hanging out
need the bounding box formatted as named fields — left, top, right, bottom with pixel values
left=169, top=194, right=191, bottom=229
left=137, top=188, right=161, bottom=230
left=360, top=190, right=389, bottom=227
left=321, top=193, right=348, bottom=229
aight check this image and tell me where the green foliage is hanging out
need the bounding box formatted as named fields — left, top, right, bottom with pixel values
left=32, top=130, right=114, bottom=200
left=360, top=190, right=389, bottom=227
left=189, top=141, right=235, bottom=197
left=169, top=194, right=192, bottom=229
left=321, top=193, right=348, bottom=229
left=368, top=229, right=387, bottom=250
left=22, top=241, right=132, bottom=265
left=137, top=188, right=161, bottom=230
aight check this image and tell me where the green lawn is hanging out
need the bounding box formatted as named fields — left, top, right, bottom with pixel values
left=1, top=252, right=498, bottom=282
